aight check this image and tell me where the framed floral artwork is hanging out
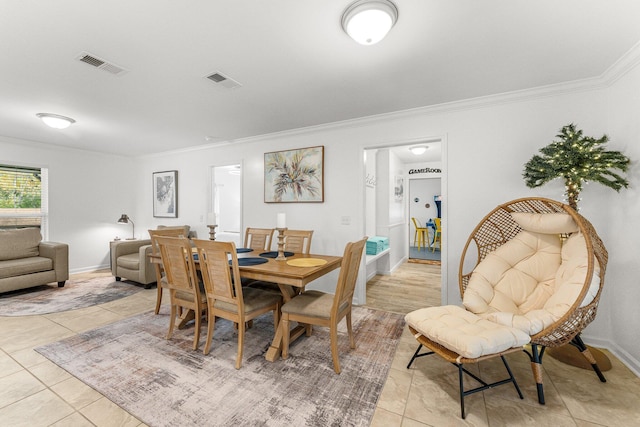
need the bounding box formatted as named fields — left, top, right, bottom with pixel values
left=153, top=170, right=178, bottom=217
left=264, top=146, right=324, bottom=203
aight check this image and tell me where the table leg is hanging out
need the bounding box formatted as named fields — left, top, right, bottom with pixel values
left=266, top=318, right=308, bottom=362
left=177, top=309, right=195, bottom=329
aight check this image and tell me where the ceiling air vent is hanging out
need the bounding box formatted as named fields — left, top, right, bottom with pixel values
left=205, top=71, right=242, bottom=89
left=76, top=52, right=128, bottom=76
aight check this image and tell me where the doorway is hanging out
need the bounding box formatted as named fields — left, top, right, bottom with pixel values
left=362, top=138, right=444, bottom=311
left=210, top=164, right=242, bottom=246
left=408, top=178, right=441, bottom=262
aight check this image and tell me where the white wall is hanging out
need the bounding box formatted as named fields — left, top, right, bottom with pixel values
left=604, top=61, right=640, bottom=373
left=0, top=136, right=135, bottom=272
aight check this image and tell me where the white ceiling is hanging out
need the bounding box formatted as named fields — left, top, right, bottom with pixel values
left=1, top=1, right=640, bottom=157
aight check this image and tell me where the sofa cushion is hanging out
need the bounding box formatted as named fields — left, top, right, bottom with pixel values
left=0, top=257, right=53, bottom=279
left=405, top=306, right=531, bottom=359
left=117, top=253, right=141, bottom=270
left=0, top=228, right=42, bottom=261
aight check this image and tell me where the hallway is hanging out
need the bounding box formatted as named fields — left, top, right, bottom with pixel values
left=365, top=261, right=440, bottom=314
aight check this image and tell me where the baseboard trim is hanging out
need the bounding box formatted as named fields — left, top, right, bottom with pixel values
left=582, top=335, right=640, bottom=378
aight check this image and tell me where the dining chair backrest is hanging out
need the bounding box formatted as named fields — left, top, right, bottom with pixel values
left=155, top=235, right=200, bottom=296
left=332, top=237, right=367, bottom=315
left=149, top=228, right=190, bottom=314
left=194, top=239, right=244, bottom=309
left=283, top=229, right=313, bottom=254
left=244, top=227, right=275, bottom=251
left=411, top=217, right=424, bottom=229
left=149, top=228, right=188, bottom=258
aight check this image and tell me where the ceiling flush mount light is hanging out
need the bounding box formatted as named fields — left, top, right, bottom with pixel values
left=410, top=146, right=428, bottom=155
left=36, top=113, right=76, bottom=129
left=341, top=0, right=398, bottom=45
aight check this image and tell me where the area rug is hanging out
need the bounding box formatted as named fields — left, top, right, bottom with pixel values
left=0, top=276, right=144, bottom=316
left=36, top=306, right=404, bottom=427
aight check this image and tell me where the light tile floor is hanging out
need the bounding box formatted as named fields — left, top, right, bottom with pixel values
left=1, top=269, right=639, bottom=426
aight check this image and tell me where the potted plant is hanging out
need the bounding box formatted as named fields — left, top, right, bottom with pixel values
left=523, top=123, right=630, bottom=210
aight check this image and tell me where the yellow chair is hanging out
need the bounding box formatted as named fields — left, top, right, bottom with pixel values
left=431, top=218, right=442, bottom=252
left=411, top=217, right=429, bottom=251
left=281, top=237, right=367, bottom=373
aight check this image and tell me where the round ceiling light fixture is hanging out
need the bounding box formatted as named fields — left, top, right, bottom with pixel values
left=410, top=145, right=428, bottom=155
left=36, top=113, right=76, bottom=129
left=341, top=0, right=398, bottom=45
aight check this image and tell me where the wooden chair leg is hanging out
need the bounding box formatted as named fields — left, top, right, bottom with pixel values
left=193, top=307, right=202, bottom=351
left=203, top=312, right=215, bottom=355
left=282, top=315, right=290, bottom=359
left=346, top=311, right=355, bottom=349
left=236, top=319, right=245, bottom=369
left=167, top=304, right=177, bottom=340
left=154, top=285, right=163, bottom=314
left=330, top=323, right=341, bottom=374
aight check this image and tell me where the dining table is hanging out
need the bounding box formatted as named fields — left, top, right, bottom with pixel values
left=150, top=248, right=343, bottom=362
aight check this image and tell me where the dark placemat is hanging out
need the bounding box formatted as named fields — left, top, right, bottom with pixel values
left=259, top=251, right=294, bottom=258
left=232, top=257, right=269, bottom=266
left=236, top=248, right=254, bottom=253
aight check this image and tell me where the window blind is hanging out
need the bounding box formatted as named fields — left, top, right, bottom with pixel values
left=0, top=164, right=46, bottom=230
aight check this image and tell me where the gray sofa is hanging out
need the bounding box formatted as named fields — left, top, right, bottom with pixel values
left=0, top=228, right=69, bottom=293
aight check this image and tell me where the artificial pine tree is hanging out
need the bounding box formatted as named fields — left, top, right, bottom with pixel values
left=523, top=123, right=630, bottom=210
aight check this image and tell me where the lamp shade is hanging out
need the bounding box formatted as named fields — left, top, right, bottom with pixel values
left=342, top=0, right=398, bottom=45
left=36, top=113, right=75, bottom=129
left=117, top=214, right=131, bottom=224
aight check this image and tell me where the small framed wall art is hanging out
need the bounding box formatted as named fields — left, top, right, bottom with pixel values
left=264, top=145, right=324, bottom=203
left=153, top=170, right=178, bottom=217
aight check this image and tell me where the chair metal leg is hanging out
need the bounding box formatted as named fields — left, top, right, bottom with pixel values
left=407, top=344, right=522, bottom=419
left=569, top=333, right=607, bottom=382
left=523, top=344, right=546, bottom=404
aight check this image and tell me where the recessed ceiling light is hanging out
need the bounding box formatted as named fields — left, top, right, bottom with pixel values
left=36, top=113, right=75, bottom=129
left=410, top=146, right=428, bottom=155
left=341, top=0, right=399, bottom=45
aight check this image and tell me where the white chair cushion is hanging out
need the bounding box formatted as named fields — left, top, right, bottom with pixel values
left=510, top=212, right=579, bottom=234
left=463, top=230, right=562, bottom=317
left=405, top=306, right=531, bottom=359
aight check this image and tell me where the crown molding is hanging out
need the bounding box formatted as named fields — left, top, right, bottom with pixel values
left=138, top=40, right=640, bottom=159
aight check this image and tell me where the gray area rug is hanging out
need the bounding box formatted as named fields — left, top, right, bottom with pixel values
left=0, top=276, right=144, bottom=316
left=36, top=307, right=404, bottom=427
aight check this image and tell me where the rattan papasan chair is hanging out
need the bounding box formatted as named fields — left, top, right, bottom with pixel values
left=405, top=197, right=607, bottom=417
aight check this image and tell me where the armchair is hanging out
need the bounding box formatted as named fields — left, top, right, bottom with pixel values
left=110, top=239, right=155, bottom=287
left=110, top=225, right=196, bottom=288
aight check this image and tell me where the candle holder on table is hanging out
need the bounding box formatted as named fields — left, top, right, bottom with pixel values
left=275, top=228, right=288, bottom=260
left=207, top=224, right=218, bottom=241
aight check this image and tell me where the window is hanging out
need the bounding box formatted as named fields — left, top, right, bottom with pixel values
left=0, top=164, right=48, bottom=235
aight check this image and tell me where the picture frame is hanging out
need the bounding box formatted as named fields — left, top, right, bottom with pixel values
left=264, top=146, right=324, bottom=203
left=153, top=170, right=178, bottom=217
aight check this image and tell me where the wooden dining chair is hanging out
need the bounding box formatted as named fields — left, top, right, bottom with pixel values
left=149, top=228, right=191, bottom=315
left=244, top=227, right=275, bottom=251
left=155, top=235, right=206, bottom=351
left=193, top=239, right=282, bottom=369
left=283, top=229, right=313, bottom=254
left=281, top=237, right=367, bottom=373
